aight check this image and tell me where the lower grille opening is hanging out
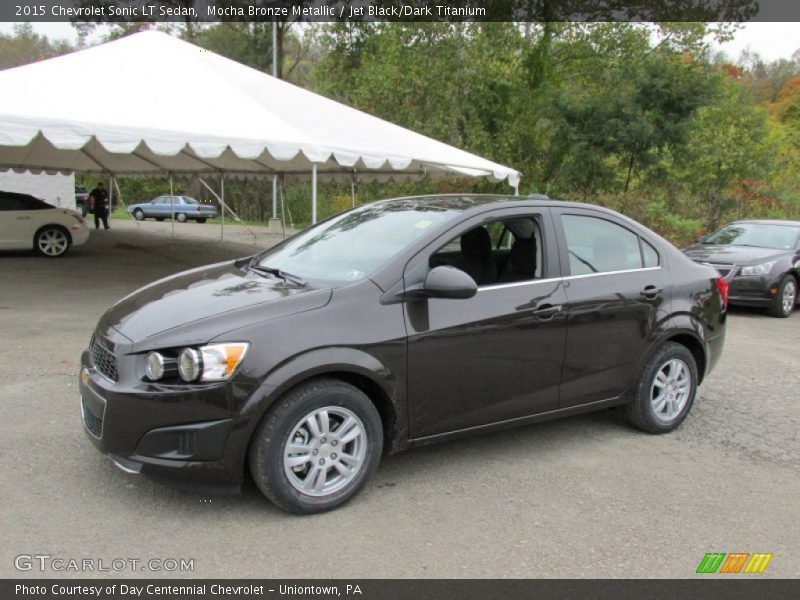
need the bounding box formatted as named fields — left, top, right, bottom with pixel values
left=81, top=398, right=104, bottom=438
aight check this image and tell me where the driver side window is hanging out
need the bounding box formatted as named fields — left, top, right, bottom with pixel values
left=430, top=216, right=543, bottom=287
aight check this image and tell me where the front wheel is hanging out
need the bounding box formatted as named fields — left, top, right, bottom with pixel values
left=767, top=275, right=797, bottom=318
left=133, top=209, right=145, bottom=221
left=249, top=379, right=383, bottom=514
left=35, top=226, right=70, bottom=257
left=624, top=342, right=698, bottom=434
left=175, top=212, right=187, bottom=223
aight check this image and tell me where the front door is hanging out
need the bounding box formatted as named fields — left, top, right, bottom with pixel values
left=405, top=208, right=568, bottom=439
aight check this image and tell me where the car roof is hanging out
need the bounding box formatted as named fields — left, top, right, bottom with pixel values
left=726, top=219, right=800, bottom=227
left=368, top=193, right=612, bottom=215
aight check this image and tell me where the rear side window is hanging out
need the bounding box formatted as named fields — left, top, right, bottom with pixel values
left=641, top=239, right=660, bottom=268
left=561, top=215, right=643, bottom=275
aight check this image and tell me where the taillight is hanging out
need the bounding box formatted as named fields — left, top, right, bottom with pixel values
left=715, top=277, right=729, bottom=310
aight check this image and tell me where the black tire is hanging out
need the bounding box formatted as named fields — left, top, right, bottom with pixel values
left=248, top=378, right=383, bottom=514
left=133, top=209, right=145, bottom=221
left=34, top=226, right=71, bottom=257
left=196, top=218, right=207, bottom=224
left=623, top=342, right=698, bottom=434
left=155, top=217, right=165, bottom=222
left=175, top=212, right=187, bottom=223
left=767, top=274, right=797, bottom=318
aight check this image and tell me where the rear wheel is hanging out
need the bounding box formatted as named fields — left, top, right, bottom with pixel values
left=133, top=209, right=145, bottom=221
left=196, top=217, right=207, bottom=224
left=249, top=378, right=383, bottom=514
left=35, top=226, right=70, bottom=257
left=767, top=275, right=797, bottom=318
left=175, top=212, right=187, bottom=223
left=624, top=342, right=698, bottom=434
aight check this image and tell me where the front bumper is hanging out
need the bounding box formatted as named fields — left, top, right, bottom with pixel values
left=71, top=225, right=90, bottom=247
left=727, top=274, right=780, bottom=307
left=78, top=351, right=256, bottom=494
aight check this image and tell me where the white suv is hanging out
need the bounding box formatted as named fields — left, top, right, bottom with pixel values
left=0, top=190, right=90, bottom=257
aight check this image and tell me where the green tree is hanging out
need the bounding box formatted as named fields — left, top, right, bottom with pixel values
left=0, top=23, right=73, bottom=70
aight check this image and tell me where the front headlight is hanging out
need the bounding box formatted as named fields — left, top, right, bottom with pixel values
left=199, top=343, right=249, bottom=381
left=178, top=348, right=202, bottom=382
left=739, top=261, right=775, bottom=276
left=145, top=351, right=165, bottom=381
left=177, top=343, right=248, bottom=382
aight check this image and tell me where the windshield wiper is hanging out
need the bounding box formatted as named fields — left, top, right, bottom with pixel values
left=248, top=261, right=306, bottom=286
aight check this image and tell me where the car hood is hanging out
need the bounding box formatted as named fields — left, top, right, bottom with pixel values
left=96, top=261, right=332, bottom=352
left=683, top=244, right=787, bottom=265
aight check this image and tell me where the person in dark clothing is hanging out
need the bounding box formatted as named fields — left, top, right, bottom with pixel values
left=89, top=182, right=110, bottom=230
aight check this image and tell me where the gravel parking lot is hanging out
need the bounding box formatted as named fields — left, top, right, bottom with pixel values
left=1, top=219, right=798, bottom=579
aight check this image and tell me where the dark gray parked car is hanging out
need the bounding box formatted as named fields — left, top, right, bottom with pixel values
left=127, top=195, right=218, bottom=223
left=684, top=219, right=800, bottom=317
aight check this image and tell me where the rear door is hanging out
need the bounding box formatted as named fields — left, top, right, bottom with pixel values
left=405, top=207, right=568, bottom=439
left=552, top=208, right=671, bottom=408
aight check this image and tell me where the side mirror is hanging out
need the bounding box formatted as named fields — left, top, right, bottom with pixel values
left=420, top=266, right=477, bottom=299
left=695, top=235, right=706, bottom=244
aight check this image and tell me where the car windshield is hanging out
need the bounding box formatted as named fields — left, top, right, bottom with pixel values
left=703, top=223, right=800, bottom=250
left=255, top=201, right=459, bottom=284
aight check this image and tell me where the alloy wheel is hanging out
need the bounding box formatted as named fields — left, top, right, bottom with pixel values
left=782, top=280, right=796, bottom=314
left=283, top=406, right=367, bottom=497
left=650, top=358, right=691, bottom=423
left=37, top=229, right=68, bottom=256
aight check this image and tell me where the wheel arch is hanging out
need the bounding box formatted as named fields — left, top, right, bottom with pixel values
left=237, top=348, right=405, bottom=476
left=662, top=332, right=707, bottom=384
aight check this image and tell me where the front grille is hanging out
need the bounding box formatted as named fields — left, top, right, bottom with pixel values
left=81, top=397, right=103, bottom=438
left=90, top=338, right=118, bottom=382
left=696, top=261, right=736, bottom=279
left=715, top=267, right=733, bottom=278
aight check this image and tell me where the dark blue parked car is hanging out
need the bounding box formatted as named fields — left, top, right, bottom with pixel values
left=127, top=195, right=218, bottom=223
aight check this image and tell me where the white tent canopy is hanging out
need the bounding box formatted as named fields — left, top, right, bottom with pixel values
left=0, top=31, right=520, bottom=192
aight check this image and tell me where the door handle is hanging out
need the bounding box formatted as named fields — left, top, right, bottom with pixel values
left=531, top=304, right=563, bottom=319
left=640, top=285, right=662, bottom=299
left=16, top=216, right=31, bottom=220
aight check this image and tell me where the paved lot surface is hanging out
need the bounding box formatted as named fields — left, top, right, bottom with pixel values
left=1, top=219, right=798, bottom=579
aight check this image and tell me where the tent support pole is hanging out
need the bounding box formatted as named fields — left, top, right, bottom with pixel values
left=220, top=174, right=225, bottom=241
left=113, top=178, right=124, bottom=208
left=169, top=175, right=175, bottom=239
left=514, top=181, right=520, bottom=196
left=108, top=173, right=114, bottom=216
left=272, top=176, right=277, bottom=219
left=351, top=171, right=356, bottom=208
left=311, top=163, right=317, bottom=225
left=279, top=176, right=287, bottom=240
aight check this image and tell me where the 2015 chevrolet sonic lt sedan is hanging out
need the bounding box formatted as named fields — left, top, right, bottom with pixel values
left=79, top=195, right=727, bottom=514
